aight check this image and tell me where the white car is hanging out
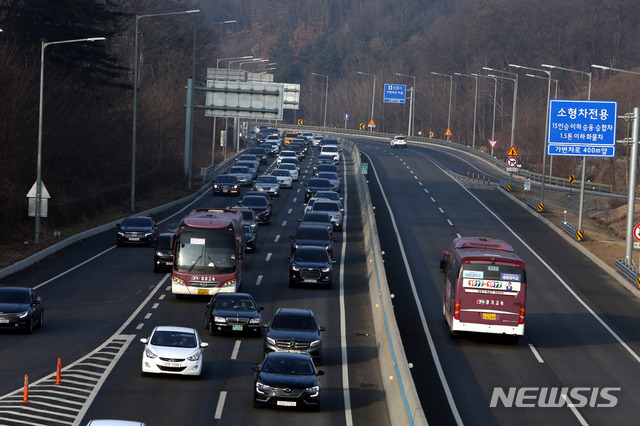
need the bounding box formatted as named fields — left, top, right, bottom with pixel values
left=140, top=326, right=208, bottom=377
left=312, top=135, right=324, bottom=147
left=278, top=163, right=299, bottom=181
left=272, top=168, right=293, bottom=188
left=253, top=175, right=280, bottom=196
left=265, top=134, right=282, bottom=147
left=390, top=135, right=407, bottom=148
left=319, top=145, right=341, bottom=164
left=276, top=150, right=298, bottom=167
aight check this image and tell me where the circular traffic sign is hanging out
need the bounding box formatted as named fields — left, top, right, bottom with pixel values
left=634, top=223, right=640, bottom=241
left=506, top=156, right=518, bottom=168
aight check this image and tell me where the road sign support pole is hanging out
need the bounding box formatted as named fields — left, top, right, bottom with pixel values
left=624, top=108, right=639, bottom=265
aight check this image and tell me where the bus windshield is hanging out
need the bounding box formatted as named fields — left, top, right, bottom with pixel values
left=174, top=226, right=236, bottom=274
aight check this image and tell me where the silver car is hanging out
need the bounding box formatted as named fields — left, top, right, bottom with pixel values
left=311, top=200, right=343, bottom=231
left=227, top=166, right=253, bottom=186
left=253, top=175, right=280, bottom=197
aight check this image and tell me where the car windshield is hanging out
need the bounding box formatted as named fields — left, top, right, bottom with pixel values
left=272, top=170, right=289, bottom=176
left=322, top=146, right=339, bottom=153
left=313, top=201, right=339, bottom=212
left=303, top=213, right=330, bottom=222
left=296, top=227, right=329, bottom=240
left=214, top=296, right=256, bottom=311
left=280, top=151, right=296, bottom=157
left=0, top=288, right=30, bottom=304
left=308, top=179, right=331, bottom=189
left=262, top=356, right=315, bottom=375
left=217, top=176, right=237, bottom=184
left=237, top=162, right=255, bottom=169
left=156, top=236, right=172, bottom=250
left=294, top=247, right=329, bottom=263
left=316, top=165, right=337, bottom=173
left=239, top=156, right=257, bottom=162
left=317, top=172, right=338, bottom=180
left=122, top=217, right=152, bottom=227
left=238, top=210, right=254, bottom=221
left=279, top=164, right=296, bottom=171
left=271, top=313, right=317, bottom=330
left=316, top=191, right=339, bottom=201
left=257, top=176, right=278, bottom=184
left=229, top=167, right=249, bottom=174
left=242, top=197, right=268, bottom=208
left=151, top=330, right=197, bottom=348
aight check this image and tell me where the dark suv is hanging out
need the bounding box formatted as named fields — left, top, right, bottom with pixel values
left=263, top=308, right=326, bottom=362
left=304, top=178, right=332, bottom=202
left=153, top=233, right=174, bottom=272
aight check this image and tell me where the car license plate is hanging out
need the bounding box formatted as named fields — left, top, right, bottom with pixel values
left=303, top=279, right=317, bottom=283
left=223, top=189, right=228, bottom=193
left=482, top=313, right=497, bottom=320
left=162, top=362, right=181, bottom=367
left=232, top=325, right=243, bottom=331
left=130, top=237, right=140, bottom=241
left=0, top=319, right=9, bottom=324
left=277, top=401, right=296, bottom=407
left=165, top=262, right=173, bottom=266
left=197, top=289, right=210, bottom=295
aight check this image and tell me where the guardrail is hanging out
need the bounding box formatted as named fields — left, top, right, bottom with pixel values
left=615, top=259, right=640, bottom=286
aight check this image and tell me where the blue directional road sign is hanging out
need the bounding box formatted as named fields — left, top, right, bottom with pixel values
left=384, top=84, right=406, bottom=104
left=547, top=99, right=617, bottom=157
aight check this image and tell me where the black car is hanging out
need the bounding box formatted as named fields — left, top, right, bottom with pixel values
left=0, top=287, right=44, bottom=333
left=290, top=224, right=334, bottom=257
left=263, top=308, right=325, bottom=361
left=288, top=245, right=334, bottom=288
left=205, top=293, right=263, bottom=336
left=153, top=233, right=174, bottom=273
left=116, top=216, right=158, bottom=246
left=299, top=211, right=333, bottom=235
left=304, top=178, right=332, bottom=202
left=314, top=164, right=338, bottom=177
left=245, top=224, right=257, bottom=253
left=212, top=175, right=240, bottom=195
left=252, top=352, right=324, bottom=410
left=247, top=147, right=268, bottom=164
left=243, top=191, right=273, bottom=208
left=238, top=195, right=272, bottom=225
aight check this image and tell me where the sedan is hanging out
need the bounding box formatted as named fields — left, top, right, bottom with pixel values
left=227, top=166, right=253, bottom=186
left=253, top=352, right=324, bottom=410
left=272, top=169, right=293, bottom=188
left=288, top=245, right=334, bottom=288
left=245, top=224, right=257, bottom=253
left=237, top=161, right=258, bottom=180
left=316, top=171, right=341, bottom=192
left=263, top=308, right=325, bottom=361
left=314, top=190, right=343, bottom=210
left=299, top=211, right=333, bottom=236
left=212, top=175, right=240, bottom=196
left=0, top=286, right=44, bottom=333
left=205, top=293, right=263, bottom=336
left=140, top=326, right=208, bottom=377
left=238, top=195, right=272, bottom=225
left=253, top=175, right=280, bottom=197
left=116, top=216, right=158, bottom=246
left=278, top=163, right=299, bottom=181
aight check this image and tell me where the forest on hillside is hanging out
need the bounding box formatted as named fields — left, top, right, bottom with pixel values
left=2, top=0, right=640, bottom=242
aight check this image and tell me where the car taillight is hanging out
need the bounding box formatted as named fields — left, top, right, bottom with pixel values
left=454, top=299, right=461, bottom=319
left=519, top=306, right=525, bottom=324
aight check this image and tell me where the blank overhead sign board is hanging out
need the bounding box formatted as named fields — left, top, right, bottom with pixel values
left=204, top=80, right=284, bottom=120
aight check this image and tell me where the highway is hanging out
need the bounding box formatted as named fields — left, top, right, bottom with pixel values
left=0, top=142, right=390, bottom=425
left=2, top=133, right=640, bottom=426
left=355, top=135, right=640, bottom=425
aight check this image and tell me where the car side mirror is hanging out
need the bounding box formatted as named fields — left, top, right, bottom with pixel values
left=140, top=338, right=148, bottom=344
left=258, top=306, right=264, bottom=311
left=200, top=342, right=209, bottom=348
left=262, top=323, right=270, bottom=328
left=252, top=366, right=260, bottom=373
left=316, top=370, right=325, bottom=376
left=319, top=326, right=326, bottom=332
left=286, top=257, right=291, bottom=262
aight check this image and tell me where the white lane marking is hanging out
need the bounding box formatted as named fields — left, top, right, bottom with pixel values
left=447, top=219, right=453, bottom=226
left=136, top=323, right=144, bottom=330
left=293, top=197, right=298, bottom=202
left=274, top=235, right=280, bottom=243
left=528, top=344, right=544, bottom=363
left=439, top=208, right=445, bottom=213
left=215, top=391, right=227, bottom=420
left=34, top=246, right=117, bottom=289
left=282, top=220, right=287, bottom=227
left=563, top=394, right=589, bottom=426
left=288, top=208, right=292, bottom=214
left=158, top=294, right=166, bottom=300
left=418, top=181, right=423, bottom=186
left=152, top=303, right=159, bottom=309
left=256, top=275, right=263, bottom=286
left=265, top=253, right=272, bottom=262
left=144, top=313, right=152, bottom=319
left=231, top=340, right=241, bottom=360
left=430, top=197, right=436, bottom=202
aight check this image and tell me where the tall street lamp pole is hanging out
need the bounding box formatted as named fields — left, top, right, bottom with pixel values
left=216, top=55, right=252, bottom=68
left=132, top=9, right=199, bottom=212
left=526, top=73, right=558, bottom=176
left=484, top=67, right=518, bottom=152
left=395, top=73, right=416, bottom=137
left=592, top=64, right=640, bottom=264
left=454, top=72, right=478, bottom=148
left=431, top=72, right=453, bottom=141
left=35, top=37, right=106, bottom=244
left=472, top=73, right=498, bottom=145
left=357, top=71, right=375, bottom=131
left=312, top=72, right=329, bottom=127
left=542, top=64, right=592, bottom=231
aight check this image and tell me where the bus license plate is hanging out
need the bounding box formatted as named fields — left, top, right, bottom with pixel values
left=277, top=401, right=296, bottom=407
left=232, top=325, right=243, bottom=331
left=482, top=313, right=496, bottom=320
left=197, top=289, right=210, bottom=295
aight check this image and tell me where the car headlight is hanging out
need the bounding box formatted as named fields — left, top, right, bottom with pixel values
left=172, top=275, right=186, bottom=286
left=117, top=232, right=125, bottom=237
left=249, top=317, right=261, bottom=324
left=266, top=336, right=276, bottom=345
left=214, top=316, right=227, bottom=323
left=187, top=351, right=201, bottom=362
left=222, top=278, right=237, bottom=288
left=17, top=311, right=29, bottom=319
left=214, top=184, right=220, bottom=189
left=291, top=264, right=301, bottom=271
left=309, top=339, right=321, bottom=348
left=145, top=348, right=158, bottom=359
left=256, top=381, right=271, bottom=394
left=321, top=267, right=331, bottom=272
left=306, top=385, right=320, bottom=397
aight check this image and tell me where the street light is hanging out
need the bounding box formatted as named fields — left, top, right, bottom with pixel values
left=216, top=55, right=252, bottom=68
left=591, top=64, right=640, bottom=265
left=312, top=72, right=329, bottom=127
left=396, top=73, right=416, bottom=137
left=454, top=72, right=478, bottom=148
left=35, top=36, right=106, bottom=244
left=132, top=9, right=200, bottom=211
left=228, top=57, right=262, bottom=69
left=431, top=72, right=453, bottom=141
left=357, top=71, right=376, bottom=131
left=542, top=64, right=593, bottom=232
left=484, top=67, right=518, bottom=153
left=471, top=73, right=498, bottom=146
left=239, top=59, right=268, bottom=69
left=526, top=73, right=558, bottom=176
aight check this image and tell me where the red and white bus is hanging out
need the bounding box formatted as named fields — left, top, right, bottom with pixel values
left=439, top=237, right=526, bottom=339
left=172, top=209, right=244, bottom=297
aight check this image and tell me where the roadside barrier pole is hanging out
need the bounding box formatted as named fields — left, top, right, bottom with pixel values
left=23, top=375, right=29, bottom=403
left=56, top=358, right=61, bottom=384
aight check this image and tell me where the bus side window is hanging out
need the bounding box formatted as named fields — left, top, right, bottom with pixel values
left=439, top=251, right=449, bottom=273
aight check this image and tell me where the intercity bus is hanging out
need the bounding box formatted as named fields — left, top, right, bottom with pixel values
left=172, top=209, right=244, bottom=297
left=439, top=237, right=526, bottom=340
